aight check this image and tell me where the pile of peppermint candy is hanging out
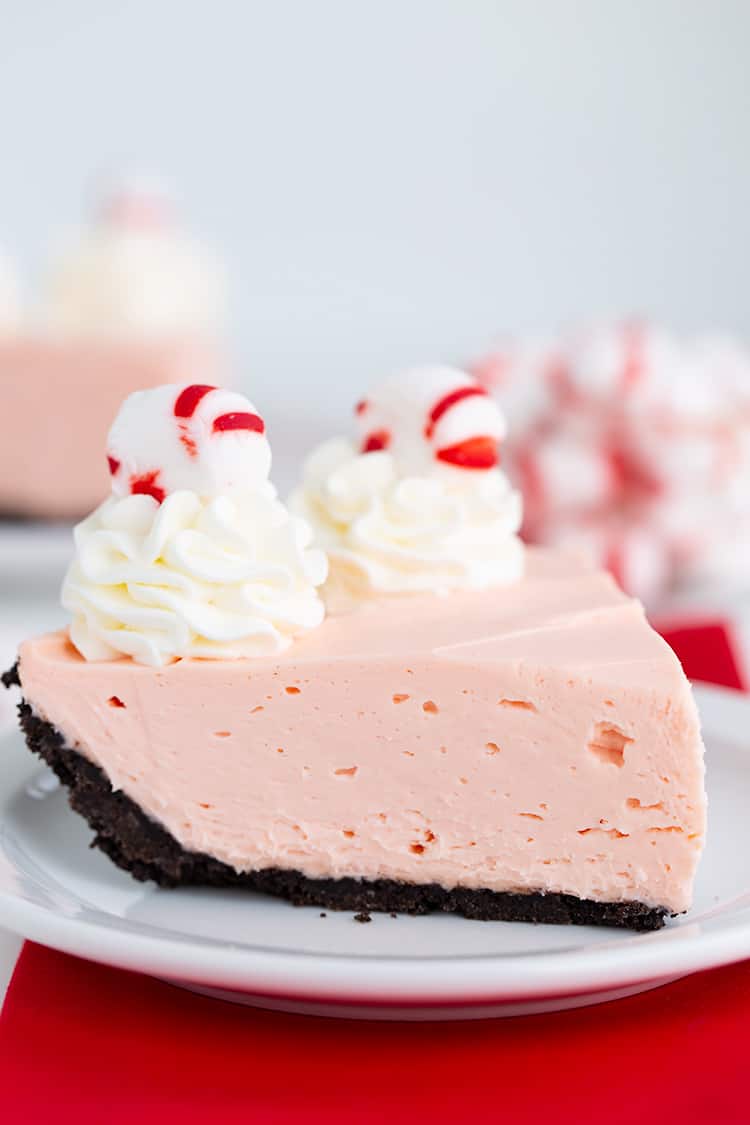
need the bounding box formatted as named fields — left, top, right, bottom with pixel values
left=472, top=323, right=750, bottom=604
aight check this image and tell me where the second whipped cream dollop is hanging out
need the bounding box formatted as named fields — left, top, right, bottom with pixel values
left=290, top=364, right=526, bottom=607
left=290, top=367, right=524, bottom=607
left=63, top=382, right=327, bottom=666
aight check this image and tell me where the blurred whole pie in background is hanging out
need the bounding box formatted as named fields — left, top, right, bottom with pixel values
left=472, top=323, right=750, bottom=606
left=0, top=175, right=226, bottom=521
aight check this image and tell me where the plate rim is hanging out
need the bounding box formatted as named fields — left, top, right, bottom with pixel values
left=1, top=682, right=748, bottom=1005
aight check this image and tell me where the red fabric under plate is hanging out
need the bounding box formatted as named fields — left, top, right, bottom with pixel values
left=658, top=618, right=747, bottom=692
left=0, top=622, right=745, bottom=1123
left=2, top=943, right=750, bottom=1124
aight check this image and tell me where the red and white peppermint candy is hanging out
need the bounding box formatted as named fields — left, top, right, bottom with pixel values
left=513, top=427, right=618, bottom=531
left=472, top=344, right=558, bottom=438
left=549, top=322, right=664, bottom=406
left=355, top=366, right=507, bottom=475
left=602, top=522, right=672, bottom=604
left=545, top=515, right=672, bottom=603
left=95, top=172, right=174, bottom=232
left=472, top=323, right=750, bottom=602
left=107, top=383, right=270, bottom=502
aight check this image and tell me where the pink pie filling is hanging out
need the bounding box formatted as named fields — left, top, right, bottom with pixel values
left=0, top=338, right=221, bottom=518
left=18, top=549, right=706, bottom=912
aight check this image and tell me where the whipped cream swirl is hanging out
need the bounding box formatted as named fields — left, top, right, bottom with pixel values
left=44, top=176, right=225, bottom=340
left=290, top=438, right=523, bottom=607
left=63, top=487, right=327, bottom=666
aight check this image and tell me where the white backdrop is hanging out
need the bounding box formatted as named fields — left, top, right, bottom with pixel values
left=1, top=0, right=749, bottom=486
left=0, top=0, right=749, bottom=997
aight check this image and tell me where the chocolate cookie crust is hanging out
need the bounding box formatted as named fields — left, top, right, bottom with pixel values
left=4, top=669, right=668, bottom=931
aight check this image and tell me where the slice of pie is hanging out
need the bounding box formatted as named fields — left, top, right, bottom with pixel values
left=5, top=370, right=706, bottom=930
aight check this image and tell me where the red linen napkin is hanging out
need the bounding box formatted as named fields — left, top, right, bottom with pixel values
left=0, top=622, right=745, bottom=1124
left=658, top=618, right=746, bottom=692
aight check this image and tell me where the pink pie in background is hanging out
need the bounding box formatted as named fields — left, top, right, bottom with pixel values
left=0, top=176, right=226, bottom=521
left=0, top=339, right=220, bottom=519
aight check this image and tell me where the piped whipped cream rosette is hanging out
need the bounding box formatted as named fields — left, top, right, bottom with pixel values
left=290, top=366, right=524, bottom=608
left=44, top=175, right=226, bottom=340
left=472, top=324, right=750, bottom=602
left=62, top=383, right=327, bottom=666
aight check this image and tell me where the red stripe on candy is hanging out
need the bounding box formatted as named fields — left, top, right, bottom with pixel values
left=436, top=436, right=498, bottom=470
left=107, top=455, right=120, bottom=476
left=620, top=324, right=645, bottom=394
left=425, top=385, right=487, bottom=440
left=178, top=427, right=199, bottom=459
left=604, top=542, right=625, bottom=590
left=130, top=471, right=165, bottom=504
left=608, top=446, right=664, bottom=502
left=361, top=429, right=391, bottom=453
left=355, top=399, right=368, bottom=415
left=515, top=446, right=546, bottom=527
left=212, top=412, right=265, bottom=434
left=174, top=385, right=217, bottom=418
left=546, top=358, right=582, bottom=408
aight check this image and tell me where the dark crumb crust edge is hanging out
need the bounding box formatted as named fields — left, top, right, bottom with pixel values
left=3, top=666, right=668, bottom=932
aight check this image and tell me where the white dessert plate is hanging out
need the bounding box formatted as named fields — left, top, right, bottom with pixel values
left=0, top=684, right=748, bottom=1021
